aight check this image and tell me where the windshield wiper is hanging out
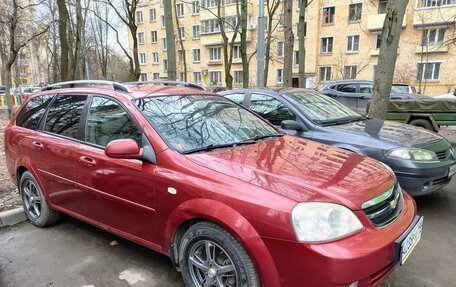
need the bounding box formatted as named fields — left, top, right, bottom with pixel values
left=247, top=133, right=284, bottom=142
left=320, top=117, right=364, bottom=126
left=182, top=141, right=257, bottom=155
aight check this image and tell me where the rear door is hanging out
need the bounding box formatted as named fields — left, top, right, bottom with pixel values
left=358, top=83, right=373, bottom=114
left=73, top=95, right=159, bottom=243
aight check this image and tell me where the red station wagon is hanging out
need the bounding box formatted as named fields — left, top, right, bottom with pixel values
left=5, top=80, right=423, bottom=287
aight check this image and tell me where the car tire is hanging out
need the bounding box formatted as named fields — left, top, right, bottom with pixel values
left=409, top=119, right=434, bottom=131
left=179, top=222, right=260, bottom=287
left=19, top=171, right=61, bottom=227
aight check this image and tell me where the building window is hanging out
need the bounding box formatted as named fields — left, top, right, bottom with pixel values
left=178, top=50, right=185, bottom=64
left=192, top=25, right=200, bottom=39
left=378, top=0, right=388, bottom=14
left=193, top=72, right=202, bottom=84
left=153, top=73, right=160, bottom=80
left=137, top=10, right=143, bottom=23
left=192, top=1, right=200, bottom=14
left=375, top=33, right=382, bottom=49
left=193, top=48, right=201, bottom=62
left=277, top=69, right=284, bottom=84
left=420, top=0, right=456, bottom=8
left=319, top=66, right=332, bottom=82
left=421, top=28, right=445, bottom=46
left=179, top=72, right=185, bottom=81
left=178, top=27, right=185, bottom=40
left=140, top=73, right=147, bottom=81
left=149, top=8, right=156, bottom=21
left=349, top=3, right=362, bottom=22
left=277, top=41, right=284, bottom=57
left=150, top=31, right=157, bottom=43
left=322, top=7, right=335, bottom=24
left=347, top=35, right=360, bottom=52
left=294, top=50, right=299, bottom=66
left=161, top=15, right=165, bottom=28
left=152, top=52, right=159, bottom=64
left=321, top=37, right=333, bottom=54
left=225, top=16, right=238, bottom=31
left=163, top=59, right=168, bottom=71
left=278, top=14, right=284, bottom=28
left=417, top=62, right=441, bottom=80
left=176, top=3, right=184, bottom=17
left=139, top=53, right=146, bottom=65
left=233, top=45, right=241, bottom=59
left=296, top=22, right=307, bottom=37
left=209, top=71, right=222, bottom=85
left=201, top=19, right=220, bottom=34
left=209, top=47, right=221, bottom=61
left=162, top=38, right=167, bottom=50
left=202, top=0, right=219, bottom=8
left=138, top=32, right=145, bottom=45
left=234, top=70, right=243, bottom=84
left=343, top=65, right=357, bottom=79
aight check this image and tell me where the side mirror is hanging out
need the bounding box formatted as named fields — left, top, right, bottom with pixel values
left=105, top=139, right=142, bottom=159
left=281, top=120, right=308, bottom=132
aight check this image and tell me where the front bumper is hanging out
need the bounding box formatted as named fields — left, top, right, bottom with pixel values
left=261, top=192, right=417, bottom=287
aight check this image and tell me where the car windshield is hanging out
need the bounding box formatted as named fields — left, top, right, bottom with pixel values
left=134, top=95, right=280, bottom=153
left=392, top=85, right=408, bottom=93
left=284, top=91, right=363, bottom=125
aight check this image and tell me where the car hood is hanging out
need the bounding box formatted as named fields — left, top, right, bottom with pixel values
left=327, top=119, right=442, bottom=147
left=185, top=136, right=395, bottom=210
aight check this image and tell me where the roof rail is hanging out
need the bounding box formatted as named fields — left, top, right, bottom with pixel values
left=42, top=80, right=131, bottom=93
left=124, top=80, right=207, bottom=91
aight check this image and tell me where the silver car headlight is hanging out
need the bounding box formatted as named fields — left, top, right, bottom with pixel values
left=387, top=148, right=438, bottom=161
left=291, top=202, right=363, bottom=243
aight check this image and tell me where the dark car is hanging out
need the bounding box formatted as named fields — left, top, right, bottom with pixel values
left=0, top=85, right=5, bottom=94
left=5, top=80, right=421, bottom=287
left=220, top=88, right=456, bottom=196
left=320, top=80, right=422, bottom=114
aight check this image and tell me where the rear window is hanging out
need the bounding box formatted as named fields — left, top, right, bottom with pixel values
left=44, top=94, right=87, bottom=139
left=16, top=95, right=54, bottom=130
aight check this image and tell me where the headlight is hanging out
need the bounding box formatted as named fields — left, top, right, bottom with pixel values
left=291, top=202, right=363, bottom=243
left=388, top=148, right=438, bottom=161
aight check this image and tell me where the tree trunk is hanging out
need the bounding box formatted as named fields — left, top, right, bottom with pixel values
left=164, top=0, right=176, bottom=80
left=370, top=0, right=409, bottom=119
left=283, top=0, right=294, bottom=87
left=57, top=0, right=69, bottom=82
left=298, top=0, right=307, bottom=88
left=240, top=0, right=249, bottom=88
left=264, top=0, right=280, bottom=86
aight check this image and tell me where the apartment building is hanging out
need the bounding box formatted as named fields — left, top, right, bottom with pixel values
left=134, top=0, right=456, bottom=95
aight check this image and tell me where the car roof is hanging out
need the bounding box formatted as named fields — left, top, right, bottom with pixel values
left=322, top=79, right=373, bottom=86
left=220, top=87, right=322, bottom=96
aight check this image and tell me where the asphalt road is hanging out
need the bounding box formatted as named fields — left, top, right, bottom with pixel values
left=1, top=180, right=456, bottom=287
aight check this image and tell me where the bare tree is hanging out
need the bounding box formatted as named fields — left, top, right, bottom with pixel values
left=239, top=0, right=249, bottom=88
left=264, top=0, right=281, bottom=86
left=0, top=0, right=49, bottom=117
left=174, top=0, right=187, bottom=81
left=283, top=0, right=294, bottom=87
left=370, top=0, right=409, bottom=119
left=57, top=0, right=70, bottom=81
left=164, top=0, right=176, bottom=80
left=297, top=0, right=314, bottom=88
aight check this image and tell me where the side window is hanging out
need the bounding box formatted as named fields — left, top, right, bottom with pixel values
left=337, top=84, right=357, bottom=93
left=249, top=93, right=296, bottom=126
left=225, top=93, right=245, bottom=105
left=16, top=95, right=54, bottom=130
left=44, top=94, right=87, bottom=138
left=359, top=84, right=373, bottom=94
left=85, top=97, right=142, bottom=147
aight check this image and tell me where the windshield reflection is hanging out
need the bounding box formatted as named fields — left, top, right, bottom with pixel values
left=135, top=95, right=278, bottom=153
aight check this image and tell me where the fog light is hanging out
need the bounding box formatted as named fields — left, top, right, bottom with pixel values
left=348, top=282, right=359, bottom=287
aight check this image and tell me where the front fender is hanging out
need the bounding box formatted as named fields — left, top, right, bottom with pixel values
left=164, top=198, right=281, bottom=287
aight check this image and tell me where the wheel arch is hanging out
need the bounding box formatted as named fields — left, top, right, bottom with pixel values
left=165, top=198, right=281, bottom=287
left=405, top=113, right=439, bottom=132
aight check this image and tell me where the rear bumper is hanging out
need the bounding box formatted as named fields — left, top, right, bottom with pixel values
left=260, top=192, right=417, bottom=287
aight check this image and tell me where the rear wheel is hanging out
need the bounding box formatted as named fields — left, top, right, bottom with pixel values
left=180, top=222, right=260, bottom=287
left=19, top=171, right=61, bottom=227
left=409, top=118, right=434, bottom=131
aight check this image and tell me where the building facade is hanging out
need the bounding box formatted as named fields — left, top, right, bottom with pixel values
left=134, top=0, right=456, bottom=95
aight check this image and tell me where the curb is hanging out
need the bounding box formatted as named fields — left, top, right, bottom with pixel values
left=0, top=207, right=27, bottom=227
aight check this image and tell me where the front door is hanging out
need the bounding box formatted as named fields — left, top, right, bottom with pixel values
left=74, top=96, right=158, bottom=243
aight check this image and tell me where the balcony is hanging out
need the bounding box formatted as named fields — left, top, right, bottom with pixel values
left=200, top=30, right=252, bottom=46
left=367, top=13, right=407, bottom=30
left=415, top=44, right=448, bottom=53
left=200, top=1, right=252, bottom=21
left=413, top=5, right=456, bottom=26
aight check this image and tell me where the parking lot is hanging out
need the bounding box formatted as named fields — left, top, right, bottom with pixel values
left=0, top=178, right=455, bottom=287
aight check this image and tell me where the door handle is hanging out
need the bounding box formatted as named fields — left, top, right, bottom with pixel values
left=79, top=156, right=96, bottom=167
left=32, top=141, right=43, bottom=150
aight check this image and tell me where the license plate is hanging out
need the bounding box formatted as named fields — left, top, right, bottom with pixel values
left=449, top=165, right=456, bottom=178
left=394, top=216, right=423, bottom=266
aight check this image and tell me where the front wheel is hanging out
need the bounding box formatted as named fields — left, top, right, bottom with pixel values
left=179, top=222, right=260, bottom=287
